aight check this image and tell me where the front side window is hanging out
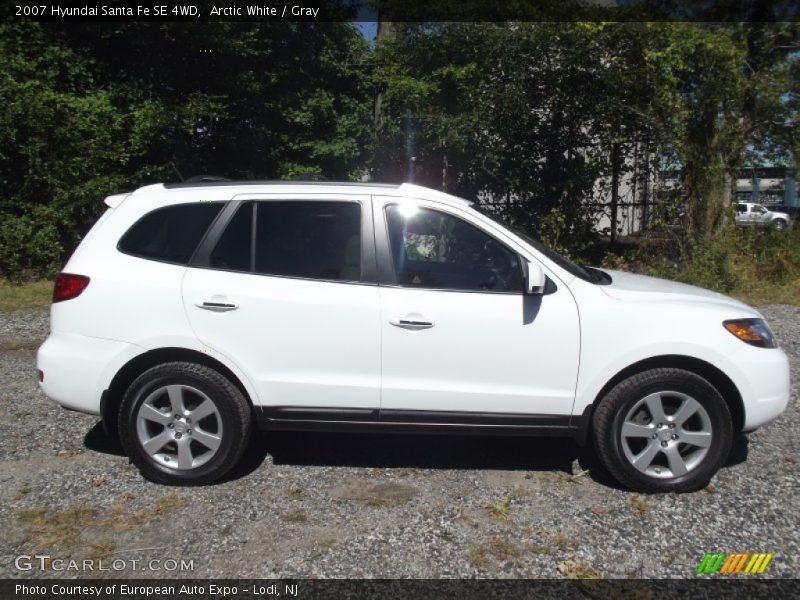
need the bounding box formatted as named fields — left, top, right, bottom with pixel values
left=118, top=202, right=223, bottom=264
left=208, top=200, right=362, bottom=282
left=385, top=205, right=521, bottom=292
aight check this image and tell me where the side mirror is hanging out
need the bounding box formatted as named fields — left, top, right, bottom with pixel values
left=524, top=262, right=546, bottom=295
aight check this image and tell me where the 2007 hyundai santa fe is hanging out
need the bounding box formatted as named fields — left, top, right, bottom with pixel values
left=36, top=180, right=791, bottom=492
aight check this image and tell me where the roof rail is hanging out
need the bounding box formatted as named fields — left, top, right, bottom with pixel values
left=161, top=180, right=399, bottom=189
left=183, top=175, right=231, bottom=183
left=398, top=183, right=472, bottom=206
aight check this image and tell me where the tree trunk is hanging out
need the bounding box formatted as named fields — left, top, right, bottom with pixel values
left=610, top=143, right=620, bottom=246
left=373, top=20, right=396, bottom=131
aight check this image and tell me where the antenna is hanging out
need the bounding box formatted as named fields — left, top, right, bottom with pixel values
left=171, top=163, right=185, bottom=182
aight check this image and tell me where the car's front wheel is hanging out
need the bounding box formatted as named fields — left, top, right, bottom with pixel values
left=119, top=362, right=251, bottom=485
left=592, top=368, right=733, bottom=493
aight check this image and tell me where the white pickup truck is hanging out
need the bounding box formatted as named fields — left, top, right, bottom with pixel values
left=735, top=202, right=792, bottom=230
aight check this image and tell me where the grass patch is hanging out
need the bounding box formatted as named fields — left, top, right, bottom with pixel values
left=467, top=537, right=524, bottom=569
left=557, top=559, right=602, bottom=579
left=466, top=544, right=493, bottom=569
left=285, top=488, right=309, bottom=502
left=14, top=482, right=32, bottom=500
left=487, top=537, right=523, bottom=560
left=15, top=494, right=188, bottom=553
left=524, top=527, right=576, bottom=551
left=629, top=494, right=653, bottom=515
left=283, top=508, right=308, bottom=523
left=436, top=528, right=454, bottom=542
left=16, top=506, right=98, bottom=550
left=153, top=492, right=187, bottom=512
left=332, top=481, right=418, bottom=508
left=0, top=279, right=52, bottom=312
left=87, top=538, right=116, bottom=560
left=482, top=495, right=513, bottom=521
left=106, top=492, right=187, bottom=531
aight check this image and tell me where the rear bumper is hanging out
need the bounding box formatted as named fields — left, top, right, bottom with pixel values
left=36, top=332, right=141, bottom=415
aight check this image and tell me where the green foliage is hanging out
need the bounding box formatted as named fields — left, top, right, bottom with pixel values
left=0, top=206, right=64, bottom=281
left=371, top=22, right=798, bottom=257
left=0, top=21, right=371, bottom=278
left=619, top=226, right=800, bottom=306
left=1, top=20, right=797, bottom=284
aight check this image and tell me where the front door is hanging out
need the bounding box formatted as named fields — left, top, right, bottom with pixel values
left=374, top=199, right=580, bottom=420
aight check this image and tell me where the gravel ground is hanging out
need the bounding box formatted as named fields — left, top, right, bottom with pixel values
left=0, top=306, right=797, bottom=579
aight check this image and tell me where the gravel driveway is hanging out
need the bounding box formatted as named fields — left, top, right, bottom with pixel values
left=1, top=306, right=798, bottom=579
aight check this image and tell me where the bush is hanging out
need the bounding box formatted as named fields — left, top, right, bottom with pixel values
left=0, top=206, right=64, bottom=281
left=626, top=225, right=800, bottom=305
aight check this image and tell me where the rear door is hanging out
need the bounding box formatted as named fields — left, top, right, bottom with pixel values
left=182, top=195, right=381, bottom=414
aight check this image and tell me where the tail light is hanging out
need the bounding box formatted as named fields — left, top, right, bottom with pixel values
left=53, top=273, right=90, bottom=303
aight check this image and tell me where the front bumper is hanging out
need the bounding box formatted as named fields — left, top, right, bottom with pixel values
left=729, top=346, right=792, bottom=432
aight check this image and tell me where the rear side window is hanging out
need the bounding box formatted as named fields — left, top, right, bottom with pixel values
left=119, top=203, right=223, bottom=264
left=207, top=201, right=362, bottom=282
left=256, top=202, right=361, bottom=281
left=210, top=202, right=253, bottom=271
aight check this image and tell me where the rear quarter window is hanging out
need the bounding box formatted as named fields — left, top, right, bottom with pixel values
left=118, top=202, right=223, bottom=264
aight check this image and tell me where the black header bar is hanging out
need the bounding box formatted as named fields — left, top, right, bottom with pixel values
left=7, top=0, right=800, bottom=23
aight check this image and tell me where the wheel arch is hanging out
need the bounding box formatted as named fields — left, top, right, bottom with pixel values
left=573, top=354, right=744, bottom=446
left=101, top=347, right=256, bottom=438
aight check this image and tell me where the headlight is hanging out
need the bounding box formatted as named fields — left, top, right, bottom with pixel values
left=723, top=318, right=777, bottom=348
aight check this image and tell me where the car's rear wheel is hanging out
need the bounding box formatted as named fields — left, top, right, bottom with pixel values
left=119, top=362, right=251, bottom=485
left=592, top=368, right=733, bottom=493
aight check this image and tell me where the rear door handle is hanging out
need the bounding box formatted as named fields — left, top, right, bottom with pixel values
left=197, top=298, right=239, bottom=312
left=389, top=318, right=435, bottom=330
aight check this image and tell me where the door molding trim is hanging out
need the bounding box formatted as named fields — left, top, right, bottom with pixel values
left=257, top=406, right=581, bottom=440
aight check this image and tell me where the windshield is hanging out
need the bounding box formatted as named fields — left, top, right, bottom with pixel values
left=473, top=205, right=594, bottom=283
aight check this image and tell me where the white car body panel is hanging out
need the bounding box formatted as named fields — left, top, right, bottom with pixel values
left=182, top=268, right=381, bottom=409
left=567, top=279, right=789, bottom=430
left=378, top=286, right=580, bottom=415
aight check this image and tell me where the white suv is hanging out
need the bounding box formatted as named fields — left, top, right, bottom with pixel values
left=37, top=181, right=790, bottom=492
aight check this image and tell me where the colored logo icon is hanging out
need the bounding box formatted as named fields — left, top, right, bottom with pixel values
left=697, top=552, right=773, bottom=574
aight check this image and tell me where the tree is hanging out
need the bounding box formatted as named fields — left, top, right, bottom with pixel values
left=0, top=21, right=372, bottom=277
left=371, top=21, right=798, bottom=249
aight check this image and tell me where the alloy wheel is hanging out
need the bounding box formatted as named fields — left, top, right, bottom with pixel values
left=620, top=391, right=712, bottom=479
left=135, top=384, right=223, bottom=470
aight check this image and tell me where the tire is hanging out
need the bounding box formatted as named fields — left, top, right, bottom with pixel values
left=118, top=362, right=251, bottom=485
left=772, top=219, right=787, bottom=230
left=592, top=368, right=732, bottom=493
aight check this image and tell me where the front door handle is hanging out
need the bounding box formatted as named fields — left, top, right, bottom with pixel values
left=389, top=318, right=435, bottom=330
left=197, top=298, right=239, bottom=312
